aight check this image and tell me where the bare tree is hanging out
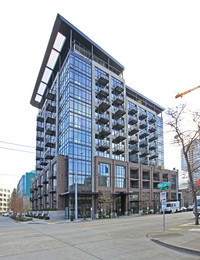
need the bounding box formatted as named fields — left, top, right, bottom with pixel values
left=98, top=191, right=115, bottom=217
left=165, top=104, right=200, bottom=225
left=10, top=188, right=17, bottom=212
left=10, top=188, right=24, bottom=218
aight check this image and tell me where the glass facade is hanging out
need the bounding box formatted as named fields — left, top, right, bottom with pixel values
left=59, top=53, right=92, bottom=193
left=98, top=163, right=111, bottom=187
left=115, top=165, right=126, bottom=188
left=157, top=116, right=164, bottom=167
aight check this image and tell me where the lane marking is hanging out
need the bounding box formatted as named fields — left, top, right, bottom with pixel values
left=0, top=230, right=32, bottom=235
left=79, top=216, right=158, bottom=227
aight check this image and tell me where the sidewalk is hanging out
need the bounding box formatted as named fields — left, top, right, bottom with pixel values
left=148, top=222, right=200, bottom=256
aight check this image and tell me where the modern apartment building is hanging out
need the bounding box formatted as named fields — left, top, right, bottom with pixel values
left=30, top=14, right=178, bottom=219
left=181, top=140, right=200, bottom=183
left=17, top=170, right=36, bottom=207
left=0, top=185, right=10, bottom=214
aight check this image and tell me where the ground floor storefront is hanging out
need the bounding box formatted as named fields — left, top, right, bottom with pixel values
left=62, top=192, right=161, bottom=220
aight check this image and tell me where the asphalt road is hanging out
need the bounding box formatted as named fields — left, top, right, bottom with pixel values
left=0, top=212, right=198, bottom=260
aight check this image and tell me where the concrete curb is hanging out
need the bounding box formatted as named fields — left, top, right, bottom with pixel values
left=149, top=235, right=200, bottom=257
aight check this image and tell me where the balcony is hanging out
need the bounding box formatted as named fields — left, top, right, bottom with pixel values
left=45, top=148, right=55, bottom=160
left=46, top=111, right=56, bottom=124
left=149, top=116, right=156, bottom=123
left=96, top=113, right=109, bottom=125
left=46, top=124, right=56, bottom=136
left=96, top=98, right=111, bottom=113
left=128, top=105, right=137, bottom=115
left=128, top=125, right=139, bottom=136
left=96, top=140, right=109, bottom=152
left=129, top=135, right=138, bottom=145
left=43, top=178, right=49, bottom=184
left=139, top=120, right=147, bottom=129
left=113, top=145, right=125, bottom=155
left=128, top=115, right=138, bottom=125
left=45, top=136, right=55, bottom=148
left=96, top=86, right=109, bottom=99
left=36, top=122, right=44, bottom=132
left=149, top=133, right=158, bottom=142
left=46, top=91, right=56, bottom=101
left=49, top=171, right=56, bottom=179
left=149, top=141, right=157, bottom=150
left=112, top=82, right=124, bottom=94
left=113, top=131, right=126, bottom=144
left=36, top=152, right=42, bottom=161
left=96, top=126, right=111, bottom=139
left=49, top=187, right=56, bottom=193
left=112, top=119, right=124, bottom=130
left=96, top=74, right=109, bottom=86
left=40, top=159, right=48, bottom=166
left=149, top=124, right=156, bottom=133
left=139, top=129, right=149, bottom=139
left=140, top=148, right=149, bottom=157
left=38, top=182, right=43, bottom=188
left=129, top=144, right=139, bottom=154
left=140, top=158, right=148, bottom=165
left=46, top=100, right=56, bottom=113
left=37, top=114, right=44, bottom=123
left=36, top=162, right=43, bottom=171
left=139, top=111, right=147, bottom=120
left=36, top=142, right=43, bottom=151
left=149, top=151, right=158, bottom=159
left=43, top=190, right=49, bottom=196
left=112, top=95, right=124, bottom=106
left=112, top=105, right=126, bottom=119
left=36, top=132, right=44, bottom=142
left=139, top=139, right=148, bottom=147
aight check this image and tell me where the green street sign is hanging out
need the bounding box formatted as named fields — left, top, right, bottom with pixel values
left=157, top=182, right=170, bottom=188
left=160, top=187, right=168, bottom=191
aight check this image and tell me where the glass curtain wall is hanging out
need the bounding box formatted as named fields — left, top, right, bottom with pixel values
left=157, top=116, right=164, bottom=167
left=59, top=51, right=92, bottom=218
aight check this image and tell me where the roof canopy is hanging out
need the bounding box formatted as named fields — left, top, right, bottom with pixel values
left=30, top=14, right=124, bottom=108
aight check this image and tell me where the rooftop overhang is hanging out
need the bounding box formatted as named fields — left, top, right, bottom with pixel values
left=126, top=85, right=165, bottom=115
left=30, top=14, right=125, bottom=108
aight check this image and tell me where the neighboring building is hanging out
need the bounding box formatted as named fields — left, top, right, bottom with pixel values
left=17, top=170, right=36, bottom=207
left=181, top=140, right=200, bottom=183
left=0, top=185, right=10, bottom=214
left=30, top=14, right=178, bottom=219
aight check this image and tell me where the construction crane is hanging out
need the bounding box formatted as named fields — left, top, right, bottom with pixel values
left=175, top=85, right=200, bottom=98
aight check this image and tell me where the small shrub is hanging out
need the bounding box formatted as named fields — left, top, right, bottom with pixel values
left=45, top=216, right=50, bottom=220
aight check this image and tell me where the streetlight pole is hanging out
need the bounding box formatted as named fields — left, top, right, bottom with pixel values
left=75, top=152, right=83, bottom=221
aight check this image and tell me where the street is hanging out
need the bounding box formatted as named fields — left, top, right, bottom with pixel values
left=0, top=212, right=199, bottom=260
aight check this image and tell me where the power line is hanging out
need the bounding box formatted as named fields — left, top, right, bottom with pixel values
left=0, top=146, right=35, bottom=154
left=0, top=140, right=35, bottom=149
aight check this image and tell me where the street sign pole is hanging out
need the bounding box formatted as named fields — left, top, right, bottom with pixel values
left=163, top=207, right=165, bottom=232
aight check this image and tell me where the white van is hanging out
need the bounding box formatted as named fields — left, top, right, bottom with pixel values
left=165, top=201, right=180, bottom=213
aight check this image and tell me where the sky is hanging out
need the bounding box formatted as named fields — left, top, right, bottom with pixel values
left=1, top=0, right=200, bottom=191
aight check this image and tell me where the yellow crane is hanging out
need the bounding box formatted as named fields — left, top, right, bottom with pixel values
left=175, top=85, right=200, bottom=98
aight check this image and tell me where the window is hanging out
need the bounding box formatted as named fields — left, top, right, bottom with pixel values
left=98, top=163, right=110, bottom=187
left=115, top=165, right=126, bottom=188
left=171, top=174, right=176, bottom=190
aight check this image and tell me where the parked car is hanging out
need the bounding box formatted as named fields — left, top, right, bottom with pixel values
left=3, top=213, right=13, bottom=217
left=187, top=205, right=194, bottom=211
left=180, top=207, right=187, bottom=212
